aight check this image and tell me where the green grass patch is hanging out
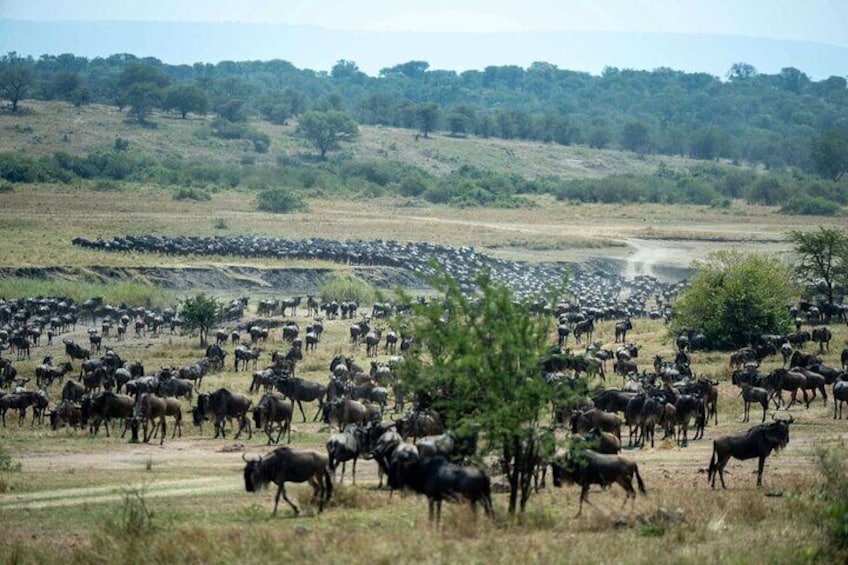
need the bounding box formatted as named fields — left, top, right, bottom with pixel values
left=0, top=276, right=173, bottom=309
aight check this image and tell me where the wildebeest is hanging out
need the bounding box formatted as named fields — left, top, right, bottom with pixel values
left=740, top=384, right=770, bottom=423
left=326, top=425, right=366, bottom=484
left=765, top=368, right=809, bottom=409
left=571, top=408, right=622, bottom=440
left=322, top=398, right=379, bottom=432
left=81, top=392, right=135, bottom=437
left=133, top=393, right=168, bottom=445
left=242, top=447, right=333, bottom=516
left=0, top=392, right=36, bottom=426
left=833, top=380, right=848, bottom=419
left=64, top=338, right=90, bottom=363
left=275, top=377, right=327, bottom=422
left=396, top=410, right=444, bottom=442
left=234, top=345, right=262, bottom=372
left=35, top=361, right=74, bottom=388
left=811, top=326, right=832, bottom=352
left=253, top=392, right=293, bottom=445
left=551, top=449, right=646, bottom=517
left=614, top=318, right=633, bottom=343
left=193, top=388, right=253, bottom=440
left=842, top=348, right=848, bottom=371
left=707, top=416, right=793, bottom=489
left=388, top=451, right=494, bottom=524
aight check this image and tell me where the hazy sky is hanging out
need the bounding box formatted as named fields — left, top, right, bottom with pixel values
left=2, top=0, right=847, bottom=47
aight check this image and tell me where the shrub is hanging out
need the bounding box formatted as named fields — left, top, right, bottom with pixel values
left=0, top=181, right=13, bottom=193
left=114, top=137, right=130, bottom=151
left=213, top=217, right=229, bottom=230
left=256, top=188, right=307, bottom=213
left=318, top=272, right=376, bottom=304
left=173, top=187, right=212, bottom=201
left=817, top=445, right=848, bottom=559
left=779, top=195, right=843, bottom=216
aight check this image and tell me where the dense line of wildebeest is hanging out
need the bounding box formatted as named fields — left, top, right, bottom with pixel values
left=2, top=237, right=848, bottom=521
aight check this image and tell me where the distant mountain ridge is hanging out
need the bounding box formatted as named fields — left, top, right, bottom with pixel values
left=1, top=19, right=846, bottom=79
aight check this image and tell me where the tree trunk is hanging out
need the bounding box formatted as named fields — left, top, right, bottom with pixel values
left=505, top=438, right=520, bottom=515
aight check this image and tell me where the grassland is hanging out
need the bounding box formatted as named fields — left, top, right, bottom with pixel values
left=1, top=100, right=847, bottom=563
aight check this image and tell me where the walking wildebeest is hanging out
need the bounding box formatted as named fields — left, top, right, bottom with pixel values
left=551, top=449, right=646, bottom=517
left=707, top=416, right=794, bottom=489
left=242, top=447, right=333, bottom=516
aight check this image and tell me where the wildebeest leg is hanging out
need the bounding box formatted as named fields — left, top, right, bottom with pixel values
left=756, top=455, right=766, bottom=487
left=159, top=419, right=166, bottom=446
left=575, top=483, right=591, bottom=518
left=718, top=454, right=731, bottom=489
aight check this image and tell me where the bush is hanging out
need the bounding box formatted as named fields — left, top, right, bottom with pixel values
left=0, top=181, right=13, bottom=193
left=318, top=272, right=376, bottom=304
left=669, top=250, right=795, bottom=349
left=256, top=188, right=307, bottom=213
left=173, top=187, right=212, bottom=201
left=779, top=195, right=843, bottom=216
left=817, top=445, right=848, bottom=559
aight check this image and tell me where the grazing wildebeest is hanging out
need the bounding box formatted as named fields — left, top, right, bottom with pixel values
left=253, top=392, right=293, bottom=445
left=242, top=447, right=333, bottom=516
left=273, top=377, right=325, bottom=422
left=551, top=449, right=646, bottom=517
left=326, top=425, right=366, bottom=484
left=204, top=344, right=227, bottom=371
left=388, top=450, right=494, bottom=524
left=707, top=416, right=794, bottom=489
left=193, top=388, right=253, bottom=440
left=234, top=345, right=262, bottom=372
left=36, top=361, right=73, bottom=388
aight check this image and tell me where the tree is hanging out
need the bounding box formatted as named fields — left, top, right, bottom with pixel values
left=415, top=103, right=440, bottom=138
left=621, top=121, right=651, bottom=155
left=670, top=251, right=795, bottom=350
left=180, top=292, right=219, bottom=347
left=399, top=271, right=581, bottom=515
left=810, top=128, right=848, bottom=181
left=296, top=110, right=359, bottom=159
left=727, top=62, right=757, bottom=82
left=0, top=64, right=31, bottom=111
left=125, top=82, right=162, bottom=123
left=789, top=227, right=848, bottom=305
left=163, top=84, right=209, bottom=119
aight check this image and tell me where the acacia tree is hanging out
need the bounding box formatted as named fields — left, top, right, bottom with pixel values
left=297, top=110, right=359, bottom=159
left=0, top=64, right=31, bottom=111
left=180, top=292, right=219, bottom=347
left=399, top=272, right=580, bottom=515
left=163, top=84, right=209, bottom=119
left=670, top=251, right=795, bottom=350
left=789, top=227, right=848, bottom=305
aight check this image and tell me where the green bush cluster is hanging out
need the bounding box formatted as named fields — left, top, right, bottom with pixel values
left=318, top=272, right=376, bottom=304
left=256, top=188, right=307, bottom=213
left=172, top=187, right=212, bottom=201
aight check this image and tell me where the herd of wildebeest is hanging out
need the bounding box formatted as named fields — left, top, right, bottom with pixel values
left=2, top=239, right=848, bottom=521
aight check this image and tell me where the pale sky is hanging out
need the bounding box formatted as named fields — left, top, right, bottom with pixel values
left=2, top=0, right=847, bottom=47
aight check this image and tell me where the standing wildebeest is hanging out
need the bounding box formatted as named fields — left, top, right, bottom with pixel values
left=388, top=450, right=494, bottom=525
left=326, top=425, right=366, bottom=484
left=275, top=377, right=327, bottom=422
left=234, top=345, right=262, bottom=372
left=573, top=318, right=594, bottom=345
left=833, top=380, right=848, bottom=419
left=571, top=408, right=622, bottom=440
left=707, top=416, right=794, bottom=489
left=812, top=327, right=832, bottom=352
left=740, top=384, right=770, bottom=423
left=765, top=368, right=809, bottom=409
left=193, top=388, right=253, bottom=439
left=242, top=447, right=333, bottom=516
left=551, top=449, right=646, bottom=517
left=396, top=410, right=444, bottom=442
left=134, top=393, right=168, bottom=445
left=842, top=348, right=848, bottom=371
left=81, top=392, right=135, bottom=437
left=614, top=318, right=633, bottom=343
left=322, top=398, right=379, bottom=432
left=253, top=392, right=293, bottom=445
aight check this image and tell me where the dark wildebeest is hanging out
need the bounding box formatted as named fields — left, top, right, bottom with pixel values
left=740, top=384, right=770, bottom=423
left=252, top=392, right=293, bottom=445
left=551, top=449, right=646, bottom=517
left=134, top=393, right=168, bottom=445
left=81, top=392, right=135, bottom=437
left=707, top=416, right=794, bottom=489
left=833, top=381, right=848, bottom=419
left=614, top=318, right=633, bottom=343
left=193, top=388, right=253, bottom=440
left=388, top=450, right=494, bottom=525
left=842, top=348, right=848, bottom=371
left=234, top=345, right=262, bottom=372
left=765, top=368, right=809, bottom=409
left=396, top=410, right=444, bottom=443
left=242, top=447, right=333, bottom=516
left=322, top=398, right=379, bottom=432
left=35, top=361, right=73, bottom=388
left=571, top=408, right=622, bottom=440
left=275, top=377, right=327, bottom=422
left=326, top=425, right=367, bottom=485
left=811, top=327, right=832, bottom=352
left=0, top=392, right=36, bottom=426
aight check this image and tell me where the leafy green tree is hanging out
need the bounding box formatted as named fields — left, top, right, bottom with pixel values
left=0, top=64, right=31, bottom=111
left=297, top=110, right=359, bottom=159
left=670, top=251, right=795, bottom=350
left=180, top=292, right=220, bottom=347
left=810, top=128, right=848, bottom=181
left=415, top=103, right=440, bottom=138
left=163, top=84, right=209, bottom=119
left=399, top=272, right=580, bottom=514
left=789, top=227, right=848, bottom=305
left=214, top=98, right=246, bottom=122
left=51, top=71, right=81, bottom=101
left=727, top=62, right=757, bottom=81
left=257, top=188, right=307, bottom=214
left=621, top=121, right=651, bottom=154
left=125, top=83, right=162, bottom=123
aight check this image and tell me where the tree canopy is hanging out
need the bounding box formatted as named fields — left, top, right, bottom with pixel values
left=399, top=271, right=581, bottom=514
left=789, top=227, right=848, bottom=304
left=180, top=292, right=219, bottom=347
left=670, top=251, right=795, bottom=350
left=296, top=110, right=359, bottom=159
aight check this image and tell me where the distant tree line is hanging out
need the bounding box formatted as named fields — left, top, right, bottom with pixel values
left=0, top=51, right=847, bottom=177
